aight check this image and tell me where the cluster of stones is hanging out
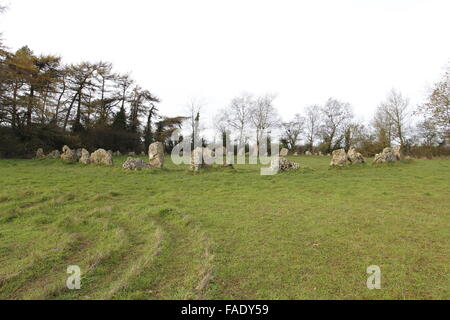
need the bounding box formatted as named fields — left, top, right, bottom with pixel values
left=330, top=147, right=365, bottom=166
left=373, top=146, right=403, bottom=163
left=270, top=157, right=300, bottom=172
left=121, top=142, right=164, bottom=171
left=59, top=145, right=114, bottom=166
left=36, top=148, right=61, bottom=159
left=122, top=157, right=154, bottom=171
left=290, top=150, right=324, bottom=156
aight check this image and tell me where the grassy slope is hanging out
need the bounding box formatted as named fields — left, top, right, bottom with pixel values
left=0, top=156, right=448, bottom=300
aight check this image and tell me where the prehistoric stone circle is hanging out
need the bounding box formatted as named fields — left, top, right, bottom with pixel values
left=270, top=156, right=300, bottom=172
left=347, top=147, right=365, bottom=164
left=148, top=142, right=164, bottom=168
left=36, top=148, right=45, bottom=159
left=373, top=147, right=398, bottom=164
left=122, top=157, right=153, bottom=171
left=61, top=145, right=78, bottom=162
left=280, top=148, right=289, bottom=156
left=46, top=150, right=61, bottom=159
left=90, top=148, right=113, bottom=166
left=79, top=148, right=90, bottom=164
left=330, top=149, right=349, bottom=166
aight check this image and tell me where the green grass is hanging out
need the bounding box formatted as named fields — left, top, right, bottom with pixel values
left=0, top=155, right=449, bottom=300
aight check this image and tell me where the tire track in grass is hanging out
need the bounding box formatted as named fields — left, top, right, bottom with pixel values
left=135, top=210, right=215, bottom=300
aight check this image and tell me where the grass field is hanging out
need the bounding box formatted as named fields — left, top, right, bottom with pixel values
left=0, top=155, right=449, bottom=300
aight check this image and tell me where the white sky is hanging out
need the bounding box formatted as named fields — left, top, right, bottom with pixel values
left=1, top=0, right=449, bottom=131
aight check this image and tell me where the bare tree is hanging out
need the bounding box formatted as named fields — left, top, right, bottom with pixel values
left=417, top=119, right=440, bottom=147
left=185, top=98, right=205, bottom=148
left=379, top=89, right=410, bottom=150
left=304, top=105, right=321, bottom=152
left=228, top=92, right=253, bottom=147
left=250, top=93, right=280, bottom=147
left=372, top=104, right=394, bottom=148
left=417, top=65, right=449, bottom=142
left=213, top=108, right=230, bottom=147
left=282, top=113, right=304, bottom=151
left=319, top=98, right=353, bottom=153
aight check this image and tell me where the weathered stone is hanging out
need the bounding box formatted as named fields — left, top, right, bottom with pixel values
left=347, top=147, right=365, bottom=164
left=122, top=157, right=153, bottom=171
left=190, top=147, right=212, bottom=171
left=36, top=148, right=45, bottom=159
left=280, top=148, right=289, bottom=156
left=128, top=152, right=136, bottom=156
left=79, top=148, right=90, bottom=164
left=148, top=142, right=164, bottom=168
left=46, top=150, right=61, bottom=159
left=330, top=149, right=349, bottom=166
left=392, top=146, right=403, bottom=160
left=373, top=147, right=398, bottom=164
left=270, top=156, right=300, bottom=172
left=61, top=145, right=77, bottom=162
left=90, top=148, right=113, bottom=166
left=305, top=151, right=313, bottom=156
left=113, top=151, right=122, bottom=156
left=107, top=150, right=113, bottom=157
left=293, top=152, right=298, bottom=156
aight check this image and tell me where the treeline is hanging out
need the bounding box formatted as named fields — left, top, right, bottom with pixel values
left=0, top=45, right=188, bottom=157
left=210, top=72, right=449, bottom=158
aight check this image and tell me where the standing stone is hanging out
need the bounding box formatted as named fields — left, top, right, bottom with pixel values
left=128, top=152, right=136, bottom=156
left=305, top=151, right=313, bottom=156
left=392, top=146, right=403, bottom=160
left=148, top=142, right=164, bottom=168
left=107, top=150, right=113, bottom=157
left=280, top=148, right=289, bottom=156
left=330, top=149, right=349, bottom=166
left=79, top=148, right=90, bottom=164
left=36, top=148, right=45, bottom=159
left=270, top=157, right=300, bottom=172
left=373, top=147, right=398, bottom=164
left=294, top=152, right=298, bottom=156
left=347, top=147, right=365, bottom=164
left=90, top=148, right=113, bottom=166
left=190, top=147, right=212, bottom=172
left=122, top=157, right=153, bottom=171
left=61, top=145, right=77, bottom=162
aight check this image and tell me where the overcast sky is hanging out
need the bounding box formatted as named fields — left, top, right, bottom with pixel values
left=1, top=0, right=449, bottom=130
